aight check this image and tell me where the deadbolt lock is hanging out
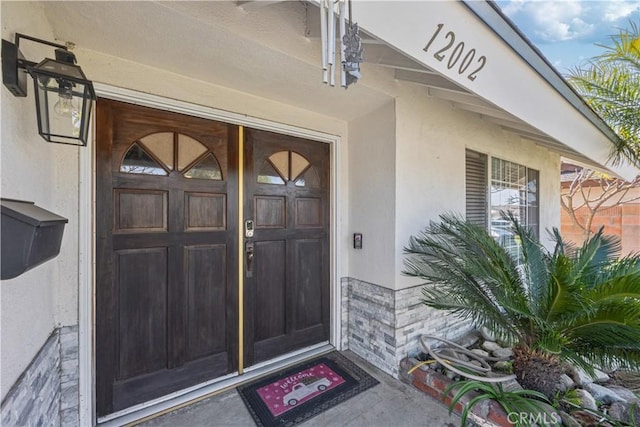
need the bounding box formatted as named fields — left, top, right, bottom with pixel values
left=245, top=220, right=254, bottom=238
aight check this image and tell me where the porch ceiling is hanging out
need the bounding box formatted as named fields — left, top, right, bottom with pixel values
left=38, top=0, right=393, bottom=122
left=38, top=1, right=608, bottom=169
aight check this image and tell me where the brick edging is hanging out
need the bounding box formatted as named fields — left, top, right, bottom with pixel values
left=399, top=357, right=512, bottom=426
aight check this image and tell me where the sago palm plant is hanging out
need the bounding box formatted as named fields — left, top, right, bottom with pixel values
left=403, top=213, right=640, bottom=398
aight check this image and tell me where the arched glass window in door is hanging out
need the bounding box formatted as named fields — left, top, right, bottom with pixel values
left=257, top=151, right=319, bottom=187
left=120, top=132, right=222, bottom=180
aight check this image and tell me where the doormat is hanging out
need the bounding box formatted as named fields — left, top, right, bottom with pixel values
left=237, top=352, right=379, bottom=427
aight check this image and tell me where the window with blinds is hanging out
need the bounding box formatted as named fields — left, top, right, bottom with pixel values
left=465, top=149, right=488, bottom=229
left=465, top=149, right=540, bottom=263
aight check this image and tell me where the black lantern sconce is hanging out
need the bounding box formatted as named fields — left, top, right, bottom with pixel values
left=2, top=33, right=96, bottom=146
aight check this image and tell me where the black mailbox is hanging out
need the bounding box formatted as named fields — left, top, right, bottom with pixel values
left=1, top=198, right=68, bottom=280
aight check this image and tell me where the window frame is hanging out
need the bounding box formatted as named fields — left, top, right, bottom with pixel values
left=465, top=150, right=540, bottom=249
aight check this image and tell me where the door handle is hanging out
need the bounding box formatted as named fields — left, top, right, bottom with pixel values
left=245, top=241, right=254, bottom=278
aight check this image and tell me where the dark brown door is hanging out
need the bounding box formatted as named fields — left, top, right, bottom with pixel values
left=96, top=99, right=238, bottom=416
left=243, top=128, right=330, bottom=367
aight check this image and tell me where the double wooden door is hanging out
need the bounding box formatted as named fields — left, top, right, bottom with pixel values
left=96, top=100, right=329, bottom=416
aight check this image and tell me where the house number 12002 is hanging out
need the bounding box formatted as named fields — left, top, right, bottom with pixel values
left=423, top=24, right=487, bottom=82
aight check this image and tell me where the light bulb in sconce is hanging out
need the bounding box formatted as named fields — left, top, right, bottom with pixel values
left=54, top=89, right=76, bottom=118
left=54, top=85, right=81, bottom=137
left=54, top=95, right=75, bottom=117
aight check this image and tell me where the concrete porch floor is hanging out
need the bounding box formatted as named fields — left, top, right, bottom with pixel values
left=138, top=351, right=460, bottom=427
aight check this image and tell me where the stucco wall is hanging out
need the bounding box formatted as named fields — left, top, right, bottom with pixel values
left=348, top=101, right=396, bottom=286
left=393, top=83, right=561, bottom=289
left=0, top=1, right=80, bottom=400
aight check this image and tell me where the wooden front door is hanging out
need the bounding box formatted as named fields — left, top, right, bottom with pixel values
left=96, top=99, right=238, bottom=416
left=243, top=129, right=330, bottom=366
left=95, top=101, right=330, bottom=417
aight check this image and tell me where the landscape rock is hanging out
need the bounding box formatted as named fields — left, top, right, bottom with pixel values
left=574, top=389, right=598, bottom=411
left=479, top=326, right=495, bottom=342
left=559, top=411, right=581, bottom=427
left=481, top=341, right=501, bottom=352
left=571, top=410, right=614, bottom=426
left=492, top=347, right=513, bottom=359
left=585, top=383, right=625, bottom=404
left=455, top=330, right=481, bottom=348
left=470, top=348, right=490, bottom=359
left=593, top=367, right=610, bottom=382
left=608, top=401, right=640, bottom=424
left=558, top=374, right=575, bottom=392
left=608, top=402, right=628, bottom=423
left=570, top=365, right=610, bottom=386
left=607, top=386, right=639, bottom=403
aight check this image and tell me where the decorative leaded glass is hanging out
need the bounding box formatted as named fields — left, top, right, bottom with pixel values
left=257, top=161, right=285, bottom=185
left=120, top=143, right=168, bottom=175
left=184, top=153, right=222, bottom=180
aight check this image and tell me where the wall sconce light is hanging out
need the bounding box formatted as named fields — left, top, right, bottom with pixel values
left=2, top=33, right=96, bottom=146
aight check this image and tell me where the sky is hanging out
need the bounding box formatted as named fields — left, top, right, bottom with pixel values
left=495, top=0, right=640, bottom=73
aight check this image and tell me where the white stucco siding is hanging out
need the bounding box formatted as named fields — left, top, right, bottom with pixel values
left=393, top=83, right=561, bottom=290
left=0, top=1, right=76, bottom=399
left=348, top=101, right=396, bottom=287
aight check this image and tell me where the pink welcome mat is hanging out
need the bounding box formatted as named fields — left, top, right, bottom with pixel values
left=237, top=352, right=379, bottom=427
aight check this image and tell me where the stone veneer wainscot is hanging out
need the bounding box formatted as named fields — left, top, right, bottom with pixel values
left=0, top=326, right=79, bottom=427
left=341, top=278, right=472, bottom=377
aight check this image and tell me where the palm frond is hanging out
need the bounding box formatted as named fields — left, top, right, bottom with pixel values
left=591, top=256, right=640, bottom=283
left=563, top=305, right=640, bottom=370
left=584, top=274, right=640, bottom=304
left=567, top=20, right=640, bottom=166
left=569, top=227, right=622, bottom=287
left=503, top=211, right=550, bottom=317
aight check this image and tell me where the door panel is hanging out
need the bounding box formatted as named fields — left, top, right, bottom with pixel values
left=117, top=248, right=168, bottom=379
left=293, top=239, right=323, bottom=329
left=254, top=240, right=287, bottom=342
left=185, top=244, right=227, bottom=360
left=184, top=193, right=226, bottom=230
left=96, top=99, right=238, bottom=416
left=114, top=190, right=168, bottom=232
left=244, top=128, right=330, bottom=367
left=254, top=196, right=286, bottom=228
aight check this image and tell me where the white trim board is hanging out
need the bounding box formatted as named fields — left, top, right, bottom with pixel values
left=79, top=83, right=343, bottom=426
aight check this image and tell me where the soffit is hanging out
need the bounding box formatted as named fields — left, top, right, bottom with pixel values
left=354, top=40, right=603, bottom=168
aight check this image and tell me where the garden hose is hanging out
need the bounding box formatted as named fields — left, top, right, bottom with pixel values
left=419, top=335, right=517, bottom=383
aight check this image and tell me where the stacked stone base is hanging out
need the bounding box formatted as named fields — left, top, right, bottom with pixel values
left=341, top=277, right=472, bottom=378
left=1, top=326, right=79, bottom=427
